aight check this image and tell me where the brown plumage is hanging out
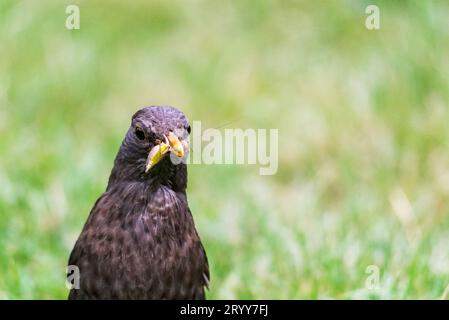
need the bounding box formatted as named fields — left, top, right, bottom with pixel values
left=67, top=106, right=209, bottom=299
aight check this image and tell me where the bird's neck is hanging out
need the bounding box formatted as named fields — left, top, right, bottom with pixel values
left=107, top=156, right=188, bottom=193
left=102, top=180, right=189, bottom=222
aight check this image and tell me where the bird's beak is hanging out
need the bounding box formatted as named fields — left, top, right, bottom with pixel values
left=167, top=131, right=184, bottom=158
left=145, top=132, right=186, bottom=173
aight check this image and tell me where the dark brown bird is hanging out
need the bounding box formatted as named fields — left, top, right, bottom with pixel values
left=67, top=106, right=209, bottom=299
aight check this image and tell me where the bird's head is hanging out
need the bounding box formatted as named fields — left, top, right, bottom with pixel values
left=131, top=106, right=190, bottom=173
left=108, top=106, right=191, bottom=189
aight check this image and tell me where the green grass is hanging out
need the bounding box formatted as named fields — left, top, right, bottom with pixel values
left=1, top=0, right=449, bottom=299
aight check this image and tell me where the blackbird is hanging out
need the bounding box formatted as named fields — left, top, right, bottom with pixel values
left=67, top=106, right=209, bottom=299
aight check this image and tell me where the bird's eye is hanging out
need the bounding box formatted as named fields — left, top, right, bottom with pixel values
left=135, top=127, right=146, bottom=141
left=186, top=125, right=191, bottom=134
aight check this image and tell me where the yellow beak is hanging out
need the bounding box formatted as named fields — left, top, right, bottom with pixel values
left=145, top=132, right=185, bottom=173
left=167, top=132, right=184, bottom=158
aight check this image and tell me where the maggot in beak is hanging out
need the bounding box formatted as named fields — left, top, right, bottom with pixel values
left=145, top=132, right=186, bottom=173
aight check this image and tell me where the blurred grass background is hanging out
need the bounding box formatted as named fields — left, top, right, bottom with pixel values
left=1, top=0, right=449, bottom=299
